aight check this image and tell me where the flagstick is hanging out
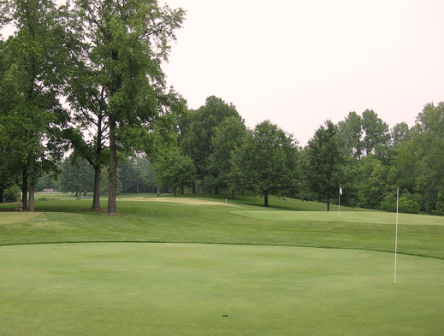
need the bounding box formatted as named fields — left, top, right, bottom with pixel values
left=338, top=186, right=342, bottom=216
left=338, top=193, right=341, bottom=215
left=394, top=187, right=399, bottom=284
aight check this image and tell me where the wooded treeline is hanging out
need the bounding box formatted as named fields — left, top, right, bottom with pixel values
left=1, top=0, right=443, bottom=214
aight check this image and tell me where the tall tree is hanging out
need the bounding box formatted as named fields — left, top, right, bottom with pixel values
left=361, top=109, right=391, bottom=156
left=153, top=150, right=196, bottom=196
left=410, top=102, right=444, bottom=214
left=0, top=0, right=69, bottom=211
left=180, top=96, right=242, bottom=193
left=58, top=155, right=94, bottom=196
left=229, top=120, right=299, bottom=207
left=208, top=116, right=247, bottom=198
left=337, top=111, right=363, bottom=160
left=71, top=0, right=185, bottom=214
left=391, top=122, right=411, bottom=145
left=306, top=120, right=345, bottom=211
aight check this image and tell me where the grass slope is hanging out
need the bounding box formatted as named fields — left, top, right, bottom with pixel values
left=1, top=193, right=444, bottom=258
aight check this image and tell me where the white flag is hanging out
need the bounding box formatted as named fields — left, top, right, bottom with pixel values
left=339, top=187, right=342, bottom=195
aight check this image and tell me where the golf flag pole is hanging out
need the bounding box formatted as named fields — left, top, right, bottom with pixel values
left=394, top=187, right=399, bottom=284
left=338, top=186, right=342, bottom=215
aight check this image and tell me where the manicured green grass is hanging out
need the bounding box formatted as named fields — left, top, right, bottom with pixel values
left=1, top=193, right=443, bottom=335
left=1, top=193, right=443, bottom=258
left=1, top=243, right=444, bottom=336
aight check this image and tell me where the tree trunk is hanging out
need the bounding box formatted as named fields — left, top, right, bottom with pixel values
left=108, top=125, right=118, bottom=214
left=327, top=199, right=330, bottom=211
left=173, top=186, right=177, bottom=197
left=214, top=187, right=219, bottom=195
left=0, top=188, right=4, bottom=203
left=231, top=189, right=235, bottom=200
left=21, top=168, right=28, bottom=211
left=192, top=183, right=196, bottom=194
left=28, top=153, right=35, bottom=212
left=91, top=166, right=101, bottom=210
left=264, top=195, right=269, bottom=207
left=181, top=184, right=184, bottom=195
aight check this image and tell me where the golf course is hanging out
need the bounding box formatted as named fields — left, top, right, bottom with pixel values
left=1, top=193, right=443, bottom=335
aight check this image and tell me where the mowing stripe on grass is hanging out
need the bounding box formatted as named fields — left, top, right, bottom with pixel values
left=232, top=211, right=444, bottom=226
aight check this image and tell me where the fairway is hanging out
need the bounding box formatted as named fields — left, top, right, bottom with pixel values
left=1, top=243, right=444, bottom=336
left=232, top=210, right=444, bottom=226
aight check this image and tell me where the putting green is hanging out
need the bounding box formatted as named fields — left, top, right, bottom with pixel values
left=232, top=210, right=444, bottom=225
left=1, top=243, right=443, bottom=335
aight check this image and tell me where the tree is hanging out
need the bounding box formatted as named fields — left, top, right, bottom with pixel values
left=70, top=0, right=186, bottom=214
left=229, top=120, right=299, bottom=207
left=306, top=120, right=345, bottom=211
left=391, top=122, right=411, bottom=146
left=120, top=156, right=157, bottom=193
left=0, top=0, right=69, bottom=211
left=337, top=111, right=363, bottom=160
left=58, top=155, right=94, bottom=196
left=208, top=116, right=247, bottom=198
left=153, top=150, right=196, bottom=196
left=409, top=102, right=444, bottom=214
left=180, top=96, right=242, bottom=193
left=361, top=109, right=391, bottom=156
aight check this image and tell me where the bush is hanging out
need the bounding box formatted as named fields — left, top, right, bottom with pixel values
left=379, top=192, right=421, bottom=214
left=4, top=186, right=20, bottom=202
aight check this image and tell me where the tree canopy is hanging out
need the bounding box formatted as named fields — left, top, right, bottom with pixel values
left=229, top=120, right=299, bottom=206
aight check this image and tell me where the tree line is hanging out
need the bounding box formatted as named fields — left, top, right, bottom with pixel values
left=1, top=0, right=443, bottom=214
left=154, top=97, right=444, bottom=214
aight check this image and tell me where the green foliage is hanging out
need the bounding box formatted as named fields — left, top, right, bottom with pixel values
left=120, top=156, right=157, bottom=193
left=208, top=116, right=247, bottom=193
left=153, top=150, right=196, bottom=195
left=68, top=0, right=186, bottom=213
left=338, top=111, right=363, bottom=160
left=180, top=96, right=243, bottom=190
left=4, top=185, right=20, bottom=202
left=58, top=155, right=94, bottom=195
left=306, top=120, right=345, bottom=210
left=230, top=120, right=298, bottom=206
left=361, top=109, right=391, bottom=156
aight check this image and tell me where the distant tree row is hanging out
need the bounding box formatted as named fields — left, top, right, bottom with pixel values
left=31, top=155, right=158, bottom=198
left=154, top=97, right=444, bottom=214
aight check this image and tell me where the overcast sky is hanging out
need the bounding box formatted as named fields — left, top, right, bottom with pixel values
left=161, top=0, right=444, bottom=145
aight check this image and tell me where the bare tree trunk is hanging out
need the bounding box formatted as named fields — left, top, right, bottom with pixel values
left=108, top=126, right=118, bottom=214
left=173, top=186, right=177, bottom=197
left=91, top=166, right=101, bottom=210
left=28, top=153, right=35, bottom=212
left=181, top=184, right=184, bottom=195
left=264, top=195, right=269, bottom=207
left=0, top=188, right=3, bottom=203
left=327, top=199, right=330, bottom=211
left=231, top=190, right=235, bottom=200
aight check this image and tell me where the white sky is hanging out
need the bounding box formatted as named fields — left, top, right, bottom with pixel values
left=162, top=0, right=444, bottom=145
